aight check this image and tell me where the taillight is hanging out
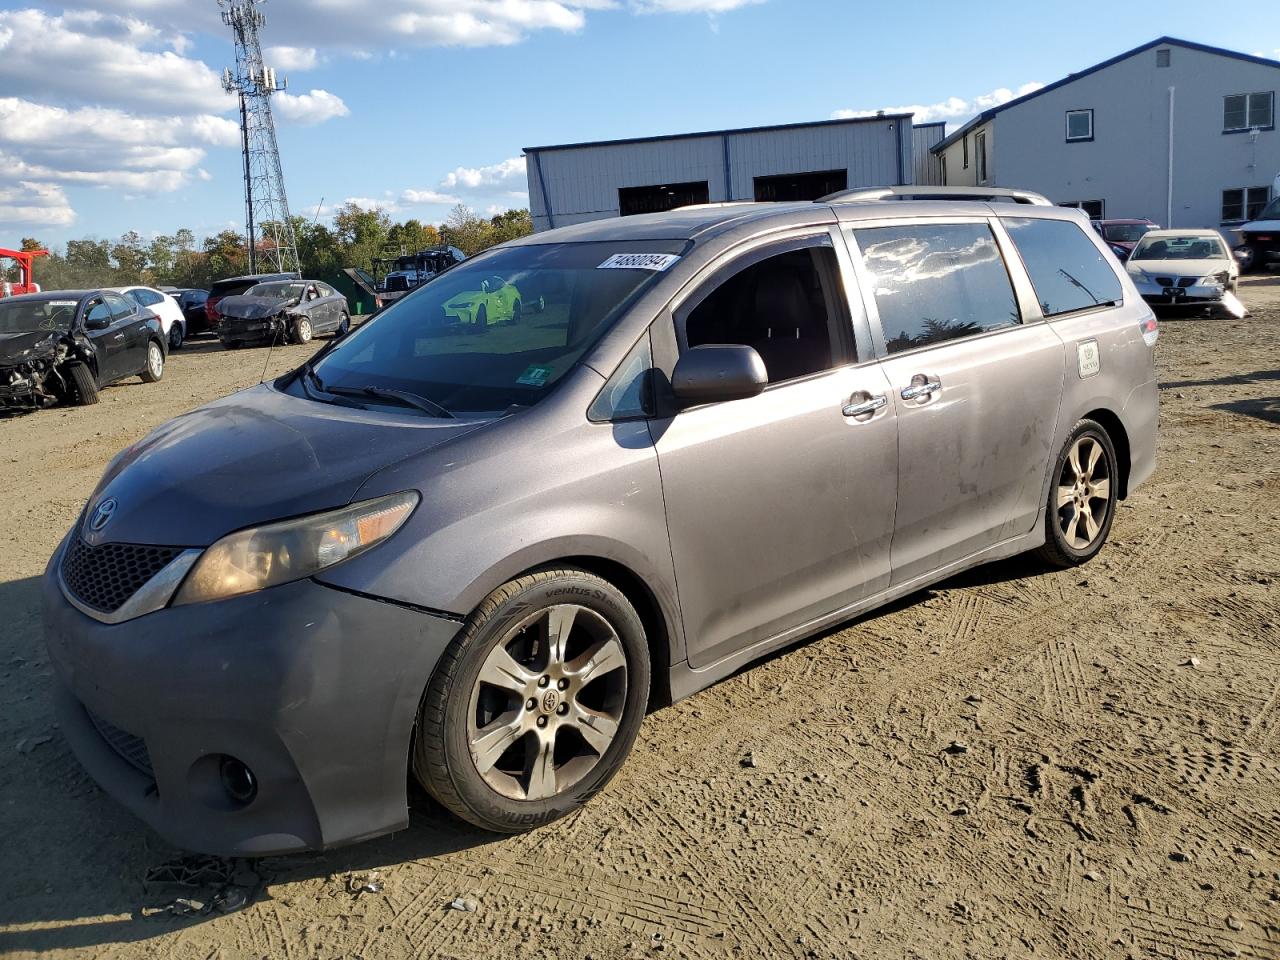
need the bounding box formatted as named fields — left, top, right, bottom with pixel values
left=1139, top=314, right=1159, bottom=346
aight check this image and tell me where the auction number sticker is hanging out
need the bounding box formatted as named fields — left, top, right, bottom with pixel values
left=48, top=300, right=77, bottom=306
left=597, top=253, right=681, bottom=272
left=1077, top=339, right=1100, bottom=379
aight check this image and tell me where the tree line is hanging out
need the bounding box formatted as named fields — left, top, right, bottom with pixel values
left=5, top=204, right=533, bottom=292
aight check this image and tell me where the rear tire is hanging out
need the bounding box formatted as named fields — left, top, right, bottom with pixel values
left=140, top=340, right=164, bottom=383
left=413, top=567, right=651, bottom=833
left=168, top=322, right=184, bottom=351
left=64, top=362, right=99, bottom=406
left=335, top=312, right=350, bottom=337
left=1036, top=419, right=1118, bottom=568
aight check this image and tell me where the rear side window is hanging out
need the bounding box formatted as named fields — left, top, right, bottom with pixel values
left=853, top=223, right=1019, bottom=355
left=1003, top=217, right=1122, bottom=317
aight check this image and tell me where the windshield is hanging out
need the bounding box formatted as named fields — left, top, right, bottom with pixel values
left=1256, top=197, right=1280, bottom=221
left=1132, top=235, right=1227, bottom=260
left=0, top=297, right=78, bottom=335
left=309, top=240, right=686, bottom=414
left=1103, top=223, right=1152, bottom=243
left=247, top=281, right=307, bottom=299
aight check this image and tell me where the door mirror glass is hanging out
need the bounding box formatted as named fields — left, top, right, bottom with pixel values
left=672, top=344, right=768, bottom=406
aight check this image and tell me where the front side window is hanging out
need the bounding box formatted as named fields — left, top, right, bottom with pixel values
left=1224, top=91, right=1275, bottom=131
left=682, top=244, right=849, bottom=384
left=1004, top=217, right=1123, bottom=317
left=1066, top=109, right=1094, bottom=142
left=854, top=222, right=1019, bottom=355
left=106, top=293, right=133, bottom=320
left=310, top=240, right=685, bottom=415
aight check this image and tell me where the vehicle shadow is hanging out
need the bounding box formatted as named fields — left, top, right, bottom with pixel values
left=1159, top=367, right=1280, bottom=391
left=1211, top=396, right=1280, bottom=426
left=0, top=573, right=497, bottom=955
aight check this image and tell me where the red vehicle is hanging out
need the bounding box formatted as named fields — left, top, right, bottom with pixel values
left=0, top=247, right=49, bottom=298
left=1090, top=220, right=1158, bottom=261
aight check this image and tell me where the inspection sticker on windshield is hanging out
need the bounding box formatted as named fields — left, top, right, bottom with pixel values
left=597, top=253, right=681, bottom=272
left=48, top=300, right=77, bottom=307
left=516, top=365, right=553, bottom=387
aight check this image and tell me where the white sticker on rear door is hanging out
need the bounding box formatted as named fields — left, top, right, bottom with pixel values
left=597, top=253, right=681, bottom=272
left=1077, top=339, right=1100, bottom=379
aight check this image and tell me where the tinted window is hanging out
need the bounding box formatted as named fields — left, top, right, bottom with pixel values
left=684, top=245, right=846, bottom=383
left=854, top=223, right=1019, bottom=355
left=85, top=300, right=110, bottom=326
left=106, top=293, right=134, bottom=320
left=1004, top=218, right=1122, bottom=317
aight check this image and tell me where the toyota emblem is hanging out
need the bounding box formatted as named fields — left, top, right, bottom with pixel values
left=88, top=498, right=118, bottom=532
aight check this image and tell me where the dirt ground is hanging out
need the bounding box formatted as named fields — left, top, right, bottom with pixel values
left=0, top=280, right=1277, bottom=960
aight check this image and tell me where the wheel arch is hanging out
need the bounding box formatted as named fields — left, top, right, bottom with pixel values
left=1081, top=407, right=1131, bottom=499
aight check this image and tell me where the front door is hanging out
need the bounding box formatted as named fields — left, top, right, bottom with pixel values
left=652, top=235, right=898, bottom=670
left=848, top=219, right=1066, bottom=585
left=81, top=297, right=126, bottom=384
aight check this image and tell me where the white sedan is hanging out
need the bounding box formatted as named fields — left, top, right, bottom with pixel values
left=111, top=286, right=187, bottom=349
left=1125, top=229, right=1244, bottom=318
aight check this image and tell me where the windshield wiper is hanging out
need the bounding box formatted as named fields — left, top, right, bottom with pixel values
left=327, top=384, right=455, bottom=419
left=298, top=367, right=368, bottom=410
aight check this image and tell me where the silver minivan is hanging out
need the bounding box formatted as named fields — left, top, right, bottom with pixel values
left=43, top=187, right=1158, bottom=855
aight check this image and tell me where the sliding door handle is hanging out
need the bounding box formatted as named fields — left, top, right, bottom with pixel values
left=842, top=394, right=888, bottom=418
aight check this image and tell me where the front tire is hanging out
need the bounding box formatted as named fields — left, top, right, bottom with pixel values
left=292, top=317, right=313, bottom=344
left=64, top=362, right=99, bottom=406
left=140, top=340, right=164, bottom=383
left=413, top=568, right=651, bottom=833
left=1036, top=419, right=1118, bottom=568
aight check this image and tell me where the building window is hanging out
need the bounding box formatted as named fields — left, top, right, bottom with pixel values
left=962, top=135, right=969, bottom=169
left=1223, top=91, right=1275, bottom=132
left=975, top=132, right=988, bottom=184
left=1222, top=186, right=1273, bottom=223
left=1066, top=109, right=1094, bottom=142
left=618, top=181, right=709, bottom=217
left=753, top=169, right=848, bottom=202
left=940, top=155, right=947, bottom=185
left=1156, top=48, right=1171, bottom=68
left=1058, top=199, right=1105, bottom=220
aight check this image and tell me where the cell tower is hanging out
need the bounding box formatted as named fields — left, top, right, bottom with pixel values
left=219, top=0, right=300, bottom=275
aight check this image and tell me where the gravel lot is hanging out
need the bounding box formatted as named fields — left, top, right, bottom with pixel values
left=1, top=278, right=1278, bottom=959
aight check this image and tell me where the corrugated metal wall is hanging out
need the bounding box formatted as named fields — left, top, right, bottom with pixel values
left=527, top=116, right=912, bottom=231
left=912, top=123, right=946, bottom=185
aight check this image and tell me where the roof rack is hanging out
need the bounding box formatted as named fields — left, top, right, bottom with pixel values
left=821, top=185, right=1053, bottom=206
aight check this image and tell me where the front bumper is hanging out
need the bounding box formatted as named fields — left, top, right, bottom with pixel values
left=1132, top=278, right=1227, bottom=308
left=218, top=317, right=283, bottom=342
left=42, top=535, right=460, bottom=856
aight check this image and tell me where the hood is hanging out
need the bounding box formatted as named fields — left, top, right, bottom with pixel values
left=82, top=382, right=486, bottom=547
left=0, top=330, right=61, bottom=365
left=1239, top=218, right=1280, bottom=234
left=1128, top=258, right=1230, bottom=278
left=216, top=295, right=297, bottom=320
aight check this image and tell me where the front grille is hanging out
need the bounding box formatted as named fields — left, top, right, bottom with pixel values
left=1178, top=277, right=1195, bottom=288
left=61, top=538, right=183, bottom=614
left=1155, top=276, right=1196, bottom=288
left=86, top=706, right=153, bottom=778
left=1155, top=277, right=1172, bottom=287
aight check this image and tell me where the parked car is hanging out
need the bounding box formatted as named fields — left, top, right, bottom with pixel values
left=111, top=286, right=186, bottom=350
left=43, top=187, right=1158, bottom=855
left=442, top=275, right=526, bottom=328
left=1234, top=191, right=1280, bottom=273
left=216, top=280, right=350, bottom=348
left=206, top=272, right=299, bottom=331
left=169, top=289, right=210, bottom=337
left=1091, top=219, right=1158, bottom=260
left=1, top=290, right=165, bottom=410
left=1125, top=229, right=1242, bottom=316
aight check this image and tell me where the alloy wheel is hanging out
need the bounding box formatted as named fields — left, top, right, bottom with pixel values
left=147, top=342, right=164, bottom=379
left=466, top=604, right=628, bottom=802
left=1055, top=434, right=1112, bottom=550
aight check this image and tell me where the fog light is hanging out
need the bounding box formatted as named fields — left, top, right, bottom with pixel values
left=219, top=756, right=258, bottom=804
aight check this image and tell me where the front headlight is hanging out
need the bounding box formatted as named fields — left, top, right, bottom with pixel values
left=173, top=491, right=419, bottom=606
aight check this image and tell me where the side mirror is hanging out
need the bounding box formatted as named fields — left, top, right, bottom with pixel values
left=671, top=344, right=768, bottom=406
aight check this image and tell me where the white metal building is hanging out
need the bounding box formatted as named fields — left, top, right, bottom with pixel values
left=525, top=114, right=927, bottom=232
left=931, top=37, right=1280, bottom=230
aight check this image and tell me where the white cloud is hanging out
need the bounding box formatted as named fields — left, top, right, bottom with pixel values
left=401, top=188, right=463, bottom=205
left=441, top=156, right=527, bottom=190
left=266, top=45, right=320, bottom=71
left=274, top=89, right=350, bottom=125
left=831, top=82, right=1045, bottom=125
left=630, top=0, right=764, bottom=12
left=0, top=9, right=226, bottom=113
left=0, top=179, right=76, bottom=227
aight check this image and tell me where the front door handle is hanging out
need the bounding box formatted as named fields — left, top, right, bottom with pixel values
left=900, top=375, right=941, bottom=401
left=842, top=394, right=888, bottom=419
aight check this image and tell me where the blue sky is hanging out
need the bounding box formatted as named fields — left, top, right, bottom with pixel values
left=1, top=0, right=1277, bottom=249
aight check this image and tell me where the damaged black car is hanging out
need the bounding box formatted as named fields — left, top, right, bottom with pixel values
left=0, top=290, right=166, bottom=411
left=217, top=280, right=351, bottom=349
